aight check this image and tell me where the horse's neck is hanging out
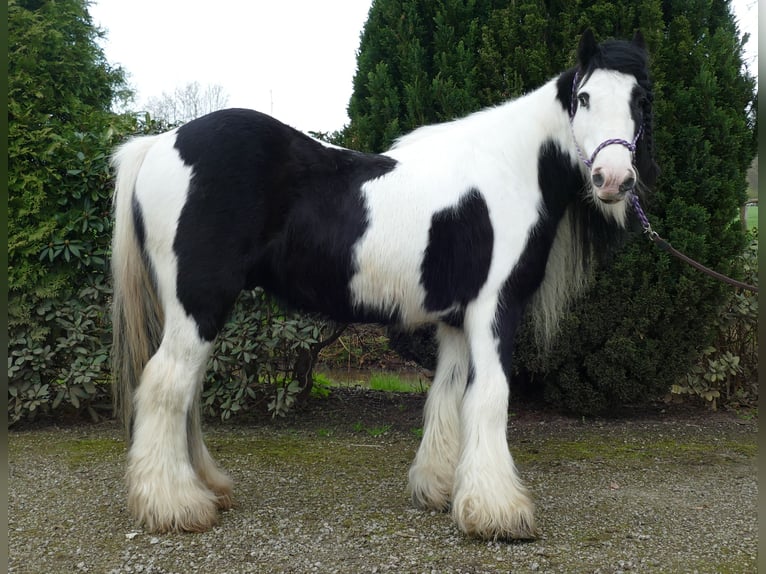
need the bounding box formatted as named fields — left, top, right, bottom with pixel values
left=484, top=77, right=573, bottom=153
left=389, top=76, right=572, bottom=157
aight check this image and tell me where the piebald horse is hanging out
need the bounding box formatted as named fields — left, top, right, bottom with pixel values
left=111, top=30, right=657, bottom=540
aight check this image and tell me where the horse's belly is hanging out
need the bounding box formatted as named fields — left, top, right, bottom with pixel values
left=348, top=235, right=432, bottom=326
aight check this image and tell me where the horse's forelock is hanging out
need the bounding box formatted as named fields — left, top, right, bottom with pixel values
left=580, top=38, right=650, bottom=86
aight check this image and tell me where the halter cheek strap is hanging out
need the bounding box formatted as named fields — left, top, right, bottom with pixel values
left=570, top=71, right=643, bottom=169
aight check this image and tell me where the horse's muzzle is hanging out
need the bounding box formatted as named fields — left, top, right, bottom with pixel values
left=591, top=166, right=636, bottom=203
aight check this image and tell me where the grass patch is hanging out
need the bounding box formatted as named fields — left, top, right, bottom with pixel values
left=368, top=372, right=427, bottom=393
left=745, top=204, right=757, bottom=229
left=316, top=369, right=429, bottom=393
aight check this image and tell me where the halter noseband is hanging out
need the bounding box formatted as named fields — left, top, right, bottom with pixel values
left=569, top=70, right=643, bottom=169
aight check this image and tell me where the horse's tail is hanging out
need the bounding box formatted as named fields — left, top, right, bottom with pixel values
left=111, top=136, right=164, bottom=440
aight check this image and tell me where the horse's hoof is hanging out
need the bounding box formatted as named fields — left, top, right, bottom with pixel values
left=451, top=488, right=538, bottom=541
left=127, top=476, right=220, bottom=533
left=408, top=464, right=452, bottom=512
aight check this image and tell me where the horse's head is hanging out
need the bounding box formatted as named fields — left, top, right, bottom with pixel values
left=569, top=29, right=659, bottom=218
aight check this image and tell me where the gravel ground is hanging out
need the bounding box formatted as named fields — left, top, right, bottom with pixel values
left=9, top=391, right=758, bottom=573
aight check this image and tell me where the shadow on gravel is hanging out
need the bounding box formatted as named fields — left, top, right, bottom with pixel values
left=9, top=389, right=757, bottom=573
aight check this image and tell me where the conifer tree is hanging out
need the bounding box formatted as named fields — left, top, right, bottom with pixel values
left=346, top=0, right=499, bottom=152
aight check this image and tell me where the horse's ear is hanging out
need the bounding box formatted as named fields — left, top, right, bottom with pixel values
left=577, top=29, right=598, bottom=66
left=632, top=30, right=646, bottom=50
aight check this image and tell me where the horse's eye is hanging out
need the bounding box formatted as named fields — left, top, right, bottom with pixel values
left=577, top=93, right=590, bottom=109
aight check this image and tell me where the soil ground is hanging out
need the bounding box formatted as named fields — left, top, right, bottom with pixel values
left=9, top=388, right=757, bottom=574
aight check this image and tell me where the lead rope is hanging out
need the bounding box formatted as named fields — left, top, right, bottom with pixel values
left=630, top=195, right=758, bottom=293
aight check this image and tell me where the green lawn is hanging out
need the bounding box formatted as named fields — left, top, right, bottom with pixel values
left=314, top=370, right=429, bottom=393
left=746, top=205, right=758, bottom=230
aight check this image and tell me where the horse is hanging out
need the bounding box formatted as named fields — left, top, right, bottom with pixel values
left=111, top=29, right=657, bottom=540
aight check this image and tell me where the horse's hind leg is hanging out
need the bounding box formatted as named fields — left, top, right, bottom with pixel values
left=188, top=384, right=233, bottom=510
left=127, top=306, right=221, bottom=533
left=408, top=324, right=469, bottom=511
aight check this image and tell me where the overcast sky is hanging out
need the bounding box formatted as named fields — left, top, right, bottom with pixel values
left=89, top=0, right=757, bottom=134
left=89, top=0, right=373, bottom=133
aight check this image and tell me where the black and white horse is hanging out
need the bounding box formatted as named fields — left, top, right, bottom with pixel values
left=111, top=30, right=657, bottom=540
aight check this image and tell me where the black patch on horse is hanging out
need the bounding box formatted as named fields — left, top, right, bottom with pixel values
left=420, top=189, right=494, bottom=315
left=131, top=193, right=147, bottom=251
left=171, top=108, right=397, bottom=341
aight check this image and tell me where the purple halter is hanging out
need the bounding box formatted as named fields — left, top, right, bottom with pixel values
left=569, top=71, right=643, bottom=169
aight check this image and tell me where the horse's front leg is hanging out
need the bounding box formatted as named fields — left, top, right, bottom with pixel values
left=408, top=323, right=469, bottom=511
left=451, top=300, right=537, bottom=540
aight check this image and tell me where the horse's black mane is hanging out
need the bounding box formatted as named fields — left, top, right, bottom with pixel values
left=583, top=39, right=651, bottom=88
